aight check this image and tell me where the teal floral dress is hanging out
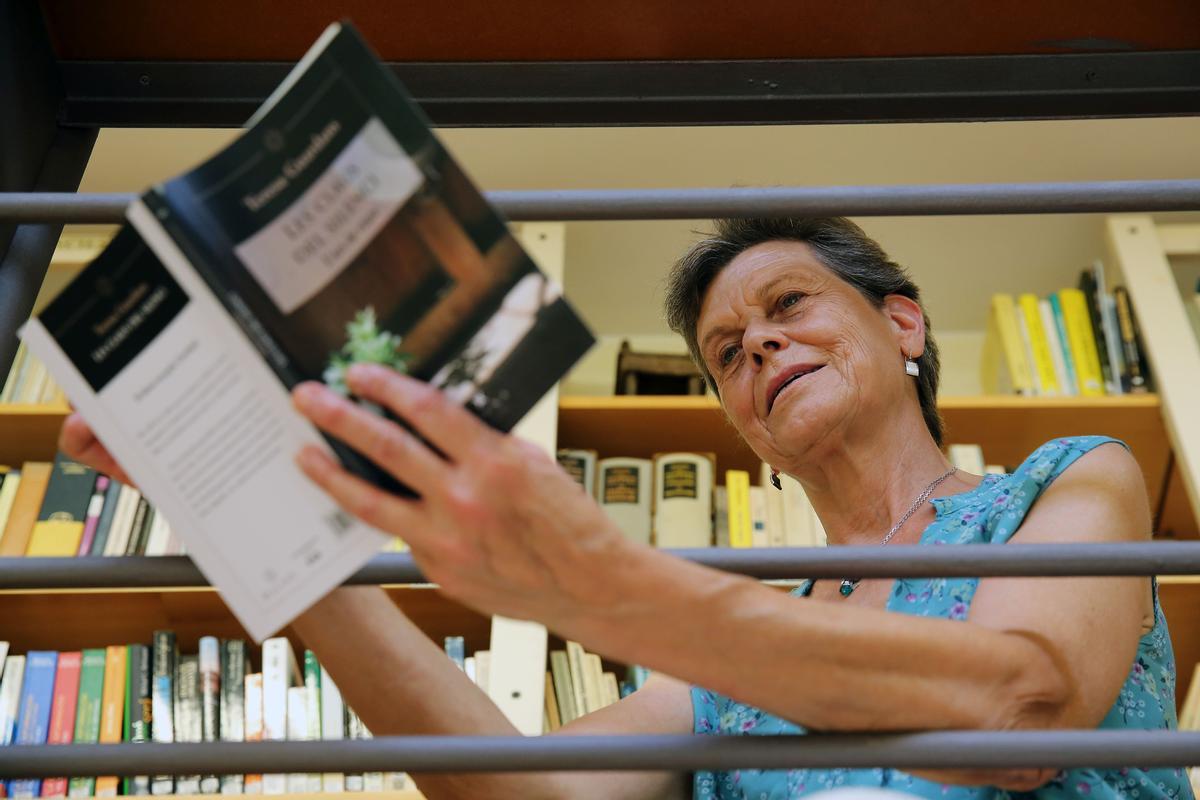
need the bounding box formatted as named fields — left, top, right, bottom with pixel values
left=692, top=436, right=1193, bottom=799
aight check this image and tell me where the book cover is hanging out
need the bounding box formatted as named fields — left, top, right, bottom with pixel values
left=652, top=453, right=714, bottom=548
left=595, top=457, right=652, bottom=545
left=25, top=454, right=97, bottom=557
left=302, top=650, right=323, bottom=792
left=261, top=637, right=300, bottom=795
left=19, top=21, right=593, bottom=642
left=1057, top=288, right=1106, bottom=397
left=318, top=665, right=346, bottom=793
left=724, top=470, right=753, bottom=548
left=1047, top=294, right=1080, bottom=396
left=95, top=645, right=126, bottom=797
left=9, top=651, right=57, bottom=798
left=243, top=673, right=265, bottom=794
left=219, top=640, right=248, bottom=794
left=75, top=475, right=109, bottom=556
left=41, top=651, right=82, bottom=799
left=980, top=293, right=1034, bottom=396
left=174, top=655, right=202, bottom=795
left=198, top=637, right=221, bottom=794
left=0, top=655, right=25, bottom=747
left=555, top=449, right=597, bottom=495
left=0, top=462, right=51, bottom=557
left=150, top=630, right=176, bottom=796
left=548, top=650, right=577, bottom=725
left=87, top=479, right=124, bottom=556
left=122, top=644, right=152, bottom=796
left=66, top=649, right=105, bottom=798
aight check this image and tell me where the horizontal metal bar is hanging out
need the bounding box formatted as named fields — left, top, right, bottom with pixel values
left=57, top=51, right=1200, bottom=128
left=7, top=181, right=1200, bottom=225
left=2, top=542, right=1199, bottom=589
left=3, top=731, right=1200, bottom=777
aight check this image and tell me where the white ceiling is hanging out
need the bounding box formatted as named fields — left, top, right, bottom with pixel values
left=77, top=118, right=1200, bottom=336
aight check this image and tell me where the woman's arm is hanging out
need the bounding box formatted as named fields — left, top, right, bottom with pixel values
left=295, top=586, right=693, bottom=800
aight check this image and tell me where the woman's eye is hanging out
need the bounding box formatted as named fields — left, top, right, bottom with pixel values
left=719, top=344, right=740, bottom=366
left=780, top=292, right=803, bottom=310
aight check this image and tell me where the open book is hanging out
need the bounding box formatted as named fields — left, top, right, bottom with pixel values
left=19, top=22, right=595, bottom=641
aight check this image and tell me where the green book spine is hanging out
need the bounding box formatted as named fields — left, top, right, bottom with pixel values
left=303, top=650, right=323, bottom=791
left=67, top=648, right=106, bottom=798
left=123, top=644, right=152, bottom=795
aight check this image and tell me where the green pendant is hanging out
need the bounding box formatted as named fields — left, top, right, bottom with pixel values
left=839, top=580, right=857, bottom=597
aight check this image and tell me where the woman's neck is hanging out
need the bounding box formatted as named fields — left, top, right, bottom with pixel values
left=788, top=409, right=971, bottom=547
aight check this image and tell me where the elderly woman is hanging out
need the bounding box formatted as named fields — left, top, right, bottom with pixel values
left=63, top=217, right=1186, bottom=800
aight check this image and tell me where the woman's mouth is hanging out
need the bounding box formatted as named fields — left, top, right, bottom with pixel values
left=767, top=364, right=825, bottom=414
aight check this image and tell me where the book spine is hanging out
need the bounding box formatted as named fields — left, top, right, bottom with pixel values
left=261, top=637, right=298, bottom=795
left=1037, top=298, right=1073, bottom=396
left=95, top=646, right=126, bottom=797
left=76, top=476, right=109, bottom=557
left=123, top=644, right=151, bottom=796
left=198, top=637, right=221, bottom=794
left=150, top=631, right=176, bottom=795
left=344, top=711, right=365, bottom=792
left=0, top=655, right=25, bottom=747
left=174, top=655, right=202, bottom=795
left=1113, top=286, right=1150, bottom=392
left=652, top=453, right=714, bottom=548
left=725, top=470, right=752, bottom=548
left=1058, top=289, right=1106, bottom=396
left=1101, top=292, right=1126, bottom=395
left=543, top=671, right=561, bottom=732
left=26, top=455, right=96, bottom=557
left=0, top=472, right=21, bottom=550
left=243, top=673, right=264, bottom=794
left=219, top=640, right=247, bottom=794
left=318, top=665, right=345, bottom=792
left=88, top=478, right=123, bottom=556
left=759, top=463, right=785, bottom=547
left=0, top=342, right=28, bottom=403
left=40, top=651, right=81, bottom=798
left=123, top=498, right=150, bottom=556
left=747, top=486, right=767, bottom=548
left=10, top=651, right=57, bottom=797
left=0, top=462, right=51, bottom=557
left=713, top=485, right=730, bottom=548
left=100, top=486, right=137, bottom=557
left=1080, top=267, right=1116, bottom=393
left=549, top=650, right=577, bottom=724
left=1048, top=294, right=1080, bottom=395
left=67, top=649, right=105, bottom=798
left=302, top=651, right=323, bottom=792
left=285, top=687, right=309, bottom=793
left=1017, top=293, right=1059, bottom=395
left=564, top=642, right=588, bottom=721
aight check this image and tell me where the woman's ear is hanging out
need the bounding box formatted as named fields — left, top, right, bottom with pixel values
left=882, top=294, right=926, bottom=357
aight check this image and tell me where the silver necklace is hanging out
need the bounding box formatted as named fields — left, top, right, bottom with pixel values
left=836, top=466, right=958, bottom=597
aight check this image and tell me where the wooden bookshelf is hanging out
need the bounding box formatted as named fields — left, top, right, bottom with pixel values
left=0, top=403, right=71, bottom=466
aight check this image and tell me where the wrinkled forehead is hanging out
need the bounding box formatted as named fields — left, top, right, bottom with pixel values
left=696, top=240, right=831, bottom=331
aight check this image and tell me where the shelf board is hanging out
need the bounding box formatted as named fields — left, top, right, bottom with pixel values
left=0, top=404, right=71, bottom=466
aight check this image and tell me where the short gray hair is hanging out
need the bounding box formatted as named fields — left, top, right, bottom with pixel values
left=664, top=217, right=943, bottom=445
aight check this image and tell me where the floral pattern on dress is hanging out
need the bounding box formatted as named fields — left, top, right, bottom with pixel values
left=692, top=436, right=1193, bottom=800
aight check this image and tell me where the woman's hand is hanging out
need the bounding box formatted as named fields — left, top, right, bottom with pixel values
left=59, top=412, right=136, bottom=487
left=291, top=363, right=633, bottom=631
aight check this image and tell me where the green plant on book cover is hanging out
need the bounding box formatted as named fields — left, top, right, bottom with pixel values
left=323, top=307, right=411, bottom=395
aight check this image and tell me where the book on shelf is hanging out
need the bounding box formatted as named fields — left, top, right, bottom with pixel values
left=555, top=448, right=597, bottom=496
left=150, top=630, right=177, bottom=796
left=220, top=640, right=250, bottom=795
left=652, top=452, right=714, bottom=548
left=8, top=650, right=57, bottom=798
left=595, top=457, right=652, bottom=545
left=95, top=645, right=126, bottom=797
left=18, top=21, right=594, bottom=642
left=724, top=470, right=753, bottom=549
left=26, top=454, right=97, bottom=557
left=0, top=654, right=24, bottom=748
left=124, top=643, right=152, bottom=796
left=0, top=344, right=66, bottom=406
left=44, top=651, right=83, bottom=798
left=198, top=637, right=222, bottom=795
left=0, top=462, right=51, bottom=556
left=261, top=637, right=301, bottom=795
left=68, top=648, right=106, bottom=798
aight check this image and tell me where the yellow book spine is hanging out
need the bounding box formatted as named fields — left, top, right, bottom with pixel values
left=1017, top=293, right=1059, bottom=395
left=95, top=644, right=127, bottom=796
left=1058, top=289, right=1106, bottom=396
left=725, top=470, right=753, bottom=549
left=25, top=520, right=85, bottom=557
left=988, top=294, right=1034, bottom=395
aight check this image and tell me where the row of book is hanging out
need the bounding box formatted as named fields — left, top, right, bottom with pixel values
left=0, top=456, right=185, bottom=558
left=0, top=346, right=64, bottom=407
left=441, top=636, right=641, bottom=734
left=559, top=445, right=1002, bottom=551
left=0, top=635, right=405, bottom=798
left=982, top=263, right=1150, bottom=397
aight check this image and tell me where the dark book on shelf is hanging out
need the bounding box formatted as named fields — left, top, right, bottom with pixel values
left=174, top=654, right=203, bottom=795
left=123, top=643, right=152, bottom=796
left=1113, top=286, right=1151, bottom=393
left=88, top=478, right=123, bottom=556
left=20, top=20, right=594, bottom=641
left=26, top=454, right=96, bottom=557
left=218, top=639, right=248, bottom=794
left=150, top=630, right=176, bottom=796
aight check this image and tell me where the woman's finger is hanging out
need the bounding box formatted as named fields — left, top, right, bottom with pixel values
left=345, top=364, right=497, bottom=461
left=58, top=413, right=136, bottom=486
left=292, top=382, right=451, bottom=498
left=295, top=445, right=426, bottom=544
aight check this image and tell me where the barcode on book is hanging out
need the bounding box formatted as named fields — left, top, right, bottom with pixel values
left=325, top=509, right=354, bottom=537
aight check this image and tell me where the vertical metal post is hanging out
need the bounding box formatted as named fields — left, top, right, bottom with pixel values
left=0, top=1, right=97, bottom=378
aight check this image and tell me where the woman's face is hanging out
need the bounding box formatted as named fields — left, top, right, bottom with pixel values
left=695, top=240, right=924, bottom=469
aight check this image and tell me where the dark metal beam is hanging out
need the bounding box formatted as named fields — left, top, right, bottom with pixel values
left=58, top=50, right=1200, bottom=128
left=3, top=731, right=1200, bottom=777
left=3, top=542, right=1200, bottom=589
left=7, top=179, right=1200, bottom=225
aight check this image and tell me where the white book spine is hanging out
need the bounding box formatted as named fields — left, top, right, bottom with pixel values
left=318, top=666, right=345, bottom=793
left=103, top=486, right=140, bottom=557
left=243, top=674, right=264, bottom=795
left=595, top=458, right=653, bottom=545
left=0, top=654, right=25, bottom=745
left=748, top=486, right=768, bottom=548
left=1038, top=299, right=1074, bottom=396
left=759, top=463, right=786, bottom=547
left=261, top=638, right=298, bottom=795
left=779, top=474, right=815, bottom=548
left=285, top=687, right=309, bottom=793
left=652, top=453, right=714, bottom=548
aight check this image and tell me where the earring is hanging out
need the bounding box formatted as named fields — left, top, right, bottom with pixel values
left=770, top=468, right=783, bottom=491
left=905, top=356, right=920, bottom=377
